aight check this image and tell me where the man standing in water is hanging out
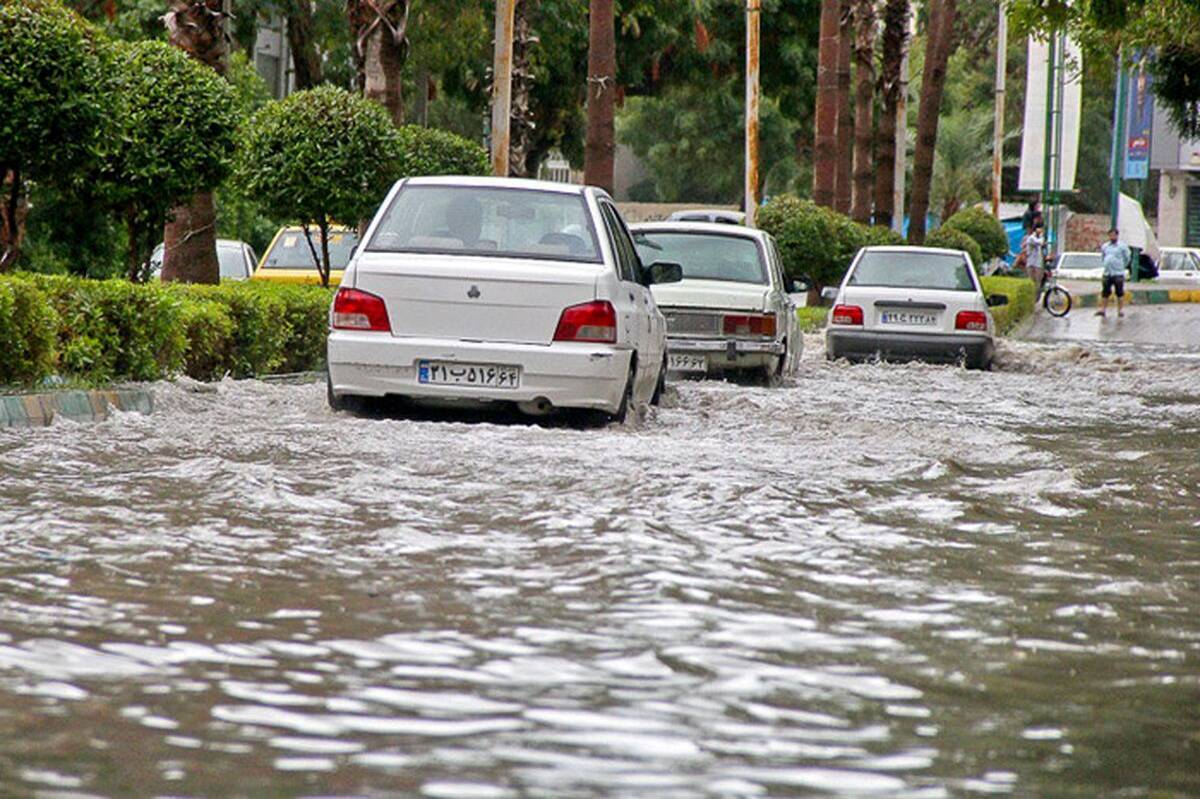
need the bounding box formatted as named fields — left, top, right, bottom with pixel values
left=1097, top=228, right=1131, bottom=318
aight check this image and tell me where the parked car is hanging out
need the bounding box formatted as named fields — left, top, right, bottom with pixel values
left=252, top=226, right=358, bottom=286
left=823, top=246, right=1008, bottom=370
left=1156, top=247, right=1200, bottom=281
left=326, top=176, right=681, bottom=421
left=1053, top=251, right=1106, bottom=280
left=147, top=239, right=258, bottom=280
left=630, top=221, right=803, bottom=385
left=666, top=209, right=746, bottom=225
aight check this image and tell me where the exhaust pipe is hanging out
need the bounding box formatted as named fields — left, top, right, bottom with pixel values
left=517, top=397, right=554, bottom=416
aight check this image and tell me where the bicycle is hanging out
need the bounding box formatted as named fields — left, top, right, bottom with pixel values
left=1039, top=267, right=1072, bottom=317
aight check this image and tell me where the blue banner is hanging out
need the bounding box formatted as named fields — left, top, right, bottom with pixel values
left=1124, top=52, right=1153, bottom=180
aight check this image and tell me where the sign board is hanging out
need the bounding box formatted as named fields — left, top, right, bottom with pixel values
left=1123, top=53, right=1153, bottom=180
left=1018, top=35, right=1083, bottom=192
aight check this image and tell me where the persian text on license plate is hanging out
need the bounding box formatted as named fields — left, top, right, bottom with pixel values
left=880, top=311, right=938, bottom=327
left=668, top=354, right=707, bottom=373
left=417, top=361, right=521, bottom=388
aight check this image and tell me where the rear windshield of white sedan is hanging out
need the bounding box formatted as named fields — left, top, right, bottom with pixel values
left=1057, top=253, right=1103, bottom=270
left=367, top=186, right=602, bottom=263
left=848, top=251, right=976, bottom=291
left=633, top=232, right=766, bottom=284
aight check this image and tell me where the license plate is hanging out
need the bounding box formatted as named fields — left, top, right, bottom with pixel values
left=417, top=361, right=520, bottom=388
left=880, top=311, right=938, bottom=327
left=668, top=354, right=708, bottom=372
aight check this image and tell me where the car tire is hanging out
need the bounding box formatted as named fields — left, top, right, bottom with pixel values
left=650, top=354, right=667, bottom=406
left=608, top=359, right=637, bottom=424
left=758, top=352, right=785, bottom=387
left=327, top=373, right=365, bottom=414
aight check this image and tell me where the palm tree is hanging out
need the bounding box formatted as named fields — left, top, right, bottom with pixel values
left=834, top=0, right=853, bottom=215
left=873, top=0, right=909, bottom=229
left=584, top=0, right=615, bottom=193
left=850, top=0, right=875, bottom=224
left=907, top=0, right=956, bottom=244
left=813, top=0, right=840, bottom=207
left=160, top=0, right=228, bottom=284
left=348, top=0, right=409, bottom=125
left=931, top=110, right=993, bottom=221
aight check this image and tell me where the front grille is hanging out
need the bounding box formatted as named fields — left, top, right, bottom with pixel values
left=664, top=311, right=721, bottom=335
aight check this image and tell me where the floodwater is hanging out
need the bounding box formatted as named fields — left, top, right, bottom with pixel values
left=0, top=335, right=1198, bottom=797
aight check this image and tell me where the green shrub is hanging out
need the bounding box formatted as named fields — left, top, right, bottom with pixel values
left=796, top=305, right=829, bottom=333
left=943, top=207, right=1010, bottom=262
left=0, top=277, right=58, bottom=386
left=396, top=124, right=490, bottom=177
left=925, top=227, right=984, bottom=270
left=981, top=275, right=1037, bottom=334
left=31, top=275, right=187, bottom=383
left=240, top=283, right=332, bottom=373
left=177, top=298, right=235, bottom=380
left=757, top=195, right=903, bottom=288
left=169, top=283, right=289, bottom=378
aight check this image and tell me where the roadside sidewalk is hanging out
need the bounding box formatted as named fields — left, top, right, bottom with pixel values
left=1060, top=279, right=1200, bottom=309
left=0, top=388, right=153, bottom=428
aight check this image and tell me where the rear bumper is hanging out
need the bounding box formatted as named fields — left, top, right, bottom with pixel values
left=328, top=332, right=631, bottom=412
left=667, top=335, right=782, bottom=370
left=826, top=329, right=993, bottom=367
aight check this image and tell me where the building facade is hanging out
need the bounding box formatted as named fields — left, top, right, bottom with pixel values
left=1152, top=105, right=1200, bottom=247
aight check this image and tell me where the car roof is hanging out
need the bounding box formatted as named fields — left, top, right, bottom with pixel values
left=861, top=245, right=967, bottom=256
left=629, top=221, right=766, bottom=240
left=403, top=175, right=591, bottom=196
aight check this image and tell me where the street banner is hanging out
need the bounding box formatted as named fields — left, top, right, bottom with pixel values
left=1123, top=52, right=1154, bottom=180
left=1018, top=35, right=1083, bottom=192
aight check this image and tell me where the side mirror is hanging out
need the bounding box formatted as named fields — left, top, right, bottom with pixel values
left=986, top=294, right=1009, bottom=307
left=821, top=286, right=840, bottom=301
left=645, top=261, right=683, bottom=285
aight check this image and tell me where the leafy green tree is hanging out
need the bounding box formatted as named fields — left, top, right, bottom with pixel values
left=396, top=125, right=490, bottom=177
left=0, top=0, right=106, bottom=271
left=925, top=225, right=983, bottom=267
left=619, top=79, right=798, bottom=203
left=97, top=40, right=238, bottom=282
left=234, top=86, right=404, bottom=287
left=942, top=206, right=1010, bottom=261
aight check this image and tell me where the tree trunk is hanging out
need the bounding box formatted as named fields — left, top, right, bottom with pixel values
left=873, top=0, right=908, bottom=230
left=850, top=0, right=876, bottom=224
left=0, top=169, right=26, bottom=273
left=834, top=0, right=853, bottom=216
left=584, top=0, right=616, bottom=193
left=508, top=0, right=538, bottom=177
left=285, top=0, right=323, bottom=89
left=349, top=0, right=410, bottom=126
left=813, top=0, right=840, bottom=208
left=161, top=0, right=228, bottom=285
left=907, top=0, right=956, bottom=244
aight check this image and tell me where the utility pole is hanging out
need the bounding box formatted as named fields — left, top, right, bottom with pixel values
left=1109, top=49, right=1127, bottom=233
left=490, top=0, right=517, bottom=176
left=745, top=0, right=761, bottom=226
left=991, top=2, right=1007, bottom=217
left=892, top=1, right=915, bottom=234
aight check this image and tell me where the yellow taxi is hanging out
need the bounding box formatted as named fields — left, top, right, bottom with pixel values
left=252, top=225, right=359, bottom=286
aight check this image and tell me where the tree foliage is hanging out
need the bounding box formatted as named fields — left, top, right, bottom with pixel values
left=99, top=40, right=238, bottom=280
left=396, top=125, right=489, bottom=178
left=925, top=225, right=983, bottom=268
left=234, top=86, right=403, bottom=285
left=942, top=206, right=1010, bottom=262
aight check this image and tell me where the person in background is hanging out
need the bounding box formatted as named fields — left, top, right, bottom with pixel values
left=1022, top=198, right=1042, bottom=232
left=1097, top=227, right=1131, bottom=318
left=1022, top=223, right=1047, bottom=289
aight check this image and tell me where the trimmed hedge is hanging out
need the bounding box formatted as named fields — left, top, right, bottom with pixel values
left=756, top=195, right=904, bottom=288
left=943, top=207, right=1010, bottom=262
left=0, top=275, right=333, bottom=387
left=925, top=227, right=984, bottom=270
left=981, top=275, right=1037, bottom=334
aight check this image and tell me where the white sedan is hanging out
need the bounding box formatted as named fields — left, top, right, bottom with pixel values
left=326, top=177, right=680, bottom=421
left=630, top=222, right=804, bottom=385
left=824, top=246, right=1008, bottom=370
left=1156, top=247, right=1200, bottom=281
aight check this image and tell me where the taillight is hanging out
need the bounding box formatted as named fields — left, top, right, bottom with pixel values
left=830, top=304, right=864, bottom=326
left=723, top=314, right=777, bottom=337
left=554, top=301, right=617, bottom=343
left=955, top=310, right=988, bottom=331
left=332, top=288, right=391, bottom=332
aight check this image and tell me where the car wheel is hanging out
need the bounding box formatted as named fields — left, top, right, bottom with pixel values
left=650, top=354, right=667, bottom=406
left=327, top=373, right=365, bottom=414
left=758, top=354, right=784, bottom=387
left=608, top=360, right=637, bottom=424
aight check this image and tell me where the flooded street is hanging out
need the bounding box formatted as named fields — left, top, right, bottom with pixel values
left=1, top=334, right=1198, bottom=797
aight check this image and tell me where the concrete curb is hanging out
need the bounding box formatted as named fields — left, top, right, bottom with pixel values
left=0, top=388, right=153, bottom=428
left=1071, top=287, right=1200, bottom=308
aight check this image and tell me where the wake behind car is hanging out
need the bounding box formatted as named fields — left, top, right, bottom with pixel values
left=326, top=177, right=681, bottom=421
left=630, top=222, right=803, bottom=384
left=824, top=246, right=1007, bottom=370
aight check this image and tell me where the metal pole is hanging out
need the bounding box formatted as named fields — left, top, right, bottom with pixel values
left=892, top=0, right=915, bottom=234
left=1052, top=30, right=1066, bottom=250
left=1109, top=48, right=1127, bottom=233
left=490, top=0, right=517, bottom=177
left=991, top=2, right=1007, bottom=217
left=745, top=0, right=761, bottom=227
left=1041, top=32, right=1056, bottom=250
